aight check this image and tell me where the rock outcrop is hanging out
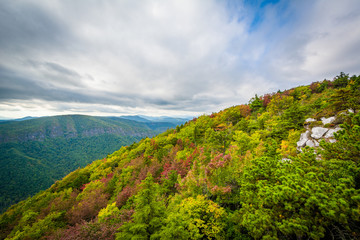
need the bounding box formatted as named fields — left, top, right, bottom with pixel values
left=297, top=116, right=341, bottom=151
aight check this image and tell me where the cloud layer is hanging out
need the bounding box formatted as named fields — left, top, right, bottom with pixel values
left=1, top=0, right=360, bottom=118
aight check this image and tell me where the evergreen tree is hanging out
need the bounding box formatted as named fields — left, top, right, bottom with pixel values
left=116, top=173, right=165, bottom=240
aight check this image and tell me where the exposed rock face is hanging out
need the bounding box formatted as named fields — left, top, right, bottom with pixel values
left=321, top=116, right=335, bottom=125
left=297, top=115, right=341, bottom=151
left=305, top=118, right=316, bottom=123
left=324, top=127, right=341, bottom=138
left=297, top=130, right=310, bottom=148
left=306, top=140, right=316, bottom=147
left=311, top=127, right=329, bottom=139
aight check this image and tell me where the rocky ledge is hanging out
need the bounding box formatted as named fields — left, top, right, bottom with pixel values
left=296, top=116, right=341, bottom=151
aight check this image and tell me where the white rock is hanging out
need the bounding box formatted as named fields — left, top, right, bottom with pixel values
left=306, top=140, right=315, bottom=147
left=335, top=127, right=342, bottom=131
left=297, top=130, right=310, bottom=147
left=329, top=139, right=337, bottom=143
left=311, top=127, right=329, bottom=139
left=348, top=109, right=354, bottom=113
left=314, top=140, right=319, bottom=147
left=324, top=127, right=341, bottom=138
left=281, top=158, right=292, bottom=163
left=305, top=118, right=316, bottom=123
left=321, top=116, right=335, bottom=125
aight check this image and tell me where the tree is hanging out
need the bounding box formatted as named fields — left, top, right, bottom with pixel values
left=333, top=72, right=349, bottom=88
left=116, top=173, right=165, bottom=240
left=161, top=195, right=226, bottom=239
left=249, top=94, right=263, bottom=112
left=320, top=113, right=360, bottom=188
left=236, top=147, right=360, bottom=239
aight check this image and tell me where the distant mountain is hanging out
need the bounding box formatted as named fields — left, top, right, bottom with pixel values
left=0, top=116, right=38, bottom=123
left=136, top=115, right=192, bottom=124
left=119, top=115, right=191, bottom=124
left=0, top=114, right=187, bottom=213
left=117, top=115, right=192, bottom=133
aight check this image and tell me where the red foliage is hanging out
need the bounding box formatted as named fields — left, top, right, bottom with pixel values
left=47, top=220, right=120, bottom=240
left=260, top=94, right=273, bottom=108
left=136, top=159, right=162, bottom=182
left=163, top=158, right=189, bottom=179
left=100, top=173, right=114, bottom=185
left=67, top=188, right=109, bottom=225
left=206, top=153, right=231, bottom=176
left=80, top=183, right=90, bottom=191
left=238, top=104, right=251, bottom=118
left=116, top=185, right=136, bottom=208
left=210, top=185, right=232, bottom=195
left=161, top=148, right=198, bottom=179
left=150, top=139, right=157, bottom=150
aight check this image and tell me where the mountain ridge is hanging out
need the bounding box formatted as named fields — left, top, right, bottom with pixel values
left=0, top=114, right=189, bottom=213
left=1, top=73, right=359, bottom=239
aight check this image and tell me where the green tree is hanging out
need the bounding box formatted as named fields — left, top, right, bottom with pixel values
left=116, top=173, right=165, bottom=240
left=161, top=195, right=226, bottom=239
left=249, top=94, right=263, bottom=113
left=320, top=113, right=360, bottom=189
left=236, top=148, right=360, bottom=239
left=333, top=72, right=349, bottom=88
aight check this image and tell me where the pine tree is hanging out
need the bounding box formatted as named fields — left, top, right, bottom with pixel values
left=116, top=173, right=165, bottom=240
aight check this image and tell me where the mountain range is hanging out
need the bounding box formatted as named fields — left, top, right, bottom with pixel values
left=0, top=115, right=190, bottom=213
left=0, top=73, right=359, bottom=239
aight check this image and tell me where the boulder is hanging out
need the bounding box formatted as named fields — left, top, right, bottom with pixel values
left=305, top=118, right=316, bottom=123
left=321, top=116, right=335, bottom=125
left=311, top=127, right=328, bottom=139
left=297, top=130, right=310, bottom=148
left=306, top=140, right=315, bottom=147
left=324, top=127, right=341, bottom=139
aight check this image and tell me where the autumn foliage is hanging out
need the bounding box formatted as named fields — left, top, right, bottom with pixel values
left=1, top=73, right=360, bottom=240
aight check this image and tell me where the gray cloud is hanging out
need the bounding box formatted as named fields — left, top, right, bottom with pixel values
left=0, top=0, right=360, bottom=118
left=0, top=1, right=69, bottom=54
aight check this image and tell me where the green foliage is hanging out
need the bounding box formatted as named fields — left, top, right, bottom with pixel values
left=237, top=150, right=360, bottom=239
left=1, top=74, right=360, bottom=239
left=116, top=174, right=165, bottom=240
left=249, top=94, right=264, bottom=113
left=333, top=72, right=350, bottom=88
left=98, top=202, right=121, bottom=224
left=0, top=115, right=157, bottom=213
left=6, top=211, right=65, bottom=240
left=161, top=195, right=226, bottom=239
left=320, top=113, right=360, bottom=190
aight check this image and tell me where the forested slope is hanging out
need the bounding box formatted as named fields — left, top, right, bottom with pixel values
left=0, top=115, right=158, bottom=213
left=1, top=73, right=359, bottom=239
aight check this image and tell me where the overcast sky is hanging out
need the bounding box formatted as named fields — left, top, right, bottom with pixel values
left=0, top=0, right=359, bottom=119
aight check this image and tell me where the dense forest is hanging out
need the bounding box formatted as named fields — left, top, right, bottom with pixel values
left=0, top=115, right=187, bottom=213
left=0, top=73, right=359, bottom=239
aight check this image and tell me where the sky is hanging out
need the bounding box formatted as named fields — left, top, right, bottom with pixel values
left=0, top=0, right=360, bottom=119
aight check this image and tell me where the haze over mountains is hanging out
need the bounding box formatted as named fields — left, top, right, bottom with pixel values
left=0, top=114, right=190, bottom=213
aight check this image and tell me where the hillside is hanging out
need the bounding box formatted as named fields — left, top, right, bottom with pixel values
left=0, top=115, right=187, bottom=213
left=0, top=73, right=359, bottom=239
